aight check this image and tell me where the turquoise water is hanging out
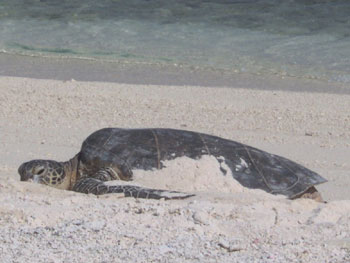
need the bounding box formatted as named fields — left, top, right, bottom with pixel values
left=1, top=0, right=350, bottom=82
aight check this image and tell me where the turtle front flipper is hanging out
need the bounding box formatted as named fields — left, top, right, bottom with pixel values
left=72, top=178, right=194, bottom=200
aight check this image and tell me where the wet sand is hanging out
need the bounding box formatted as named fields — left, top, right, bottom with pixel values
left=1, top=52, right=350, bottom=94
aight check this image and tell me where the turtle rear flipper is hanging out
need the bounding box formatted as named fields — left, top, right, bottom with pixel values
left=72, top=178, right=194, bottom=200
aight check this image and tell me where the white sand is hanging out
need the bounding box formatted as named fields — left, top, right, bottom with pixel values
left=1, top=76, right=350, bottom=262
left=130, top=156, right=248, bottom=194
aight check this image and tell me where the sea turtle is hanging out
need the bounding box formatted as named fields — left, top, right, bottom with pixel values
left=18, top=128, right=327, bottom=201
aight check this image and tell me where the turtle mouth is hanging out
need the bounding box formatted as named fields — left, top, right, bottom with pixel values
left=18, top=163, right=34, bottom=182
left=18, top=164, right=44, bottom=184
left=27, top=174, right=43, bottom=184
left=20, top=172, right=44, bottom=184
left=18, top=164, right=26, bottom=181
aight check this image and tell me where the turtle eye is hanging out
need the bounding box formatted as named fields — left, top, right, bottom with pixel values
left=36, top=168, right=45, bottom=175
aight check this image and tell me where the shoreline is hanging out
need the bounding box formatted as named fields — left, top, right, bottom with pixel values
left=1, top=52, right=350, bottom=94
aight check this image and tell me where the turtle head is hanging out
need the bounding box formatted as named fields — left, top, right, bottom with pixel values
left=18, top=160, right=67, bottom=188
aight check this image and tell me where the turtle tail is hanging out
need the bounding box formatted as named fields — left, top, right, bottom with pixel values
left=72, top=178, right=194, bottom=200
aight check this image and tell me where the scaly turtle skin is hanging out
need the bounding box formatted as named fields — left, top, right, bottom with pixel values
left=18, top=128, right=327, bottom=200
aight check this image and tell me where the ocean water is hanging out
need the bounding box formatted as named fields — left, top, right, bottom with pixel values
left=1, top=0, right=350, bottom=83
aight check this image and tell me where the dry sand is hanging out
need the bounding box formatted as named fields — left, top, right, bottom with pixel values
left=0, top=76, right=350, bottom=262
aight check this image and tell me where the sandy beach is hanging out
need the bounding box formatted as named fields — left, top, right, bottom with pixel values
left=1, top=75, right=350, bottom=262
